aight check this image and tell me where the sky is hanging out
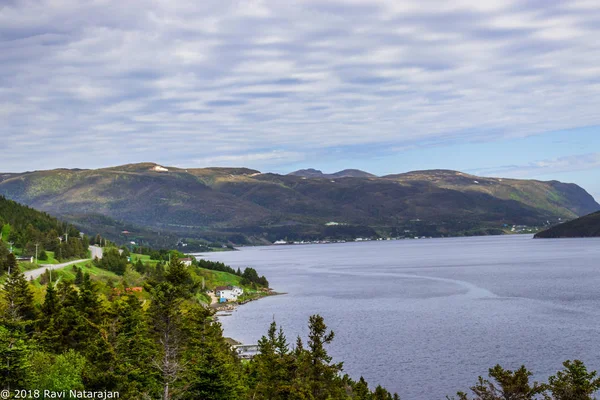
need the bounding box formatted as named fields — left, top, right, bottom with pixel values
left=1, top=0, right=600, bottom=200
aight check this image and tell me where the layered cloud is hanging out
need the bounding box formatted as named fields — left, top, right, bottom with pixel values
left=2, top=0, right=600, bottom=171
left=470, top=152, right=600, bottom=177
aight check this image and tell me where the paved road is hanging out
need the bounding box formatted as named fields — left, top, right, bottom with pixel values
left=24, top=246, right=103, bottom=280
left=24, top=259, right=90, bottom=280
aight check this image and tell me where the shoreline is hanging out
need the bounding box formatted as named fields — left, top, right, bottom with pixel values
left=211, top=291, right=286, bottom=313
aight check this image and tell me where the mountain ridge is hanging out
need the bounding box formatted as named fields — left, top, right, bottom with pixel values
left=0, top=162, right=598, bottom=245
left=288, top=168, right=376, bottom=178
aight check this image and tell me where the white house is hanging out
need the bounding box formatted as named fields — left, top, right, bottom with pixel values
left=180, top=257, right=194, bottom=267
left=215, top=285, right=244, bottom=302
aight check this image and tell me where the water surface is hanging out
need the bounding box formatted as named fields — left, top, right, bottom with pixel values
left=203, top=235, right=600, bottom=399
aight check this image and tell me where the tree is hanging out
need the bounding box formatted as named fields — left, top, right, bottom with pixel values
left=353, top=376, right=371, bottom=400
left=454, top=365, right=546, bottom=400
left=250, top=321, right=294, bottom=399
left=305, top=314, right=345, bottom=400
left=149, top=281, right=186, bottom=400
left=74, top=267, right=84, bottom=285
left=2, top=267, right=36, bottom=323
left=41, top=282, right=58, bottom=319
left=0, top=326, right=31, bottom=390
left=110, top=295, right=160, bottom=399
left=545, top=360, right=600, bottom=400
left=180, top=304, right=245, bottom=400
left=29, top=350, right=87, bottom=392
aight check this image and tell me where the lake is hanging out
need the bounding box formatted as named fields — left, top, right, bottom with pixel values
left=202, top=235, right=600, bottom=399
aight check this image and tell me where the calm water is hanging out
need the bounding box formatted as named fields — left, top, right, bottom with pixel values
left=202, top=235, right=600, bottom=399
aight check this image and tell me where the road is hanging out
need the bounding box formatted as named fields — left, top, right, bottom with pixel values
left=24, top=246, right=104, bottom=280
left=24, top=259, right=90, bottom=280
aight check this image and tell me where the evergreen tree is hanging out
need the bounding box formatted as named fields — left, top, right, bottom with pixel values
left=2, top=268, right=36, bottom=323
left=306, top=314, right=345, bottom=400
left=353, top=377, right=371, bottom=400
left=250, top=321, right=296, bottom=400
left=454, top=365, right=546, bottom=400
left=148, top=280, right=185, bottom=400
left=111, top=295, right=161, bottom=399
left=180, top=304, right=245, bottom=400
left=0, top=326, right=31, bottom=390
left=41, top=282, right=58, bottom=318
left=74, top=267, right=84, bottom=285
left=545, top=360, right=600, bottom=400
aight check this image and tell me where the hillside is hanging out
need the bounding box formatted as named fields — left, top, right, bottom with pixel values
left=534, top=211, right=600, bottom=238
left=0, top=163, right=598, bottom=245
left=0, top=196, right=88, bottom=272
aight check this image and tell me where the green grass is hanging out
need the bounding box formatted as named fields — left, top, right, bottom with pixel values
left=36, top=250, right=60, bottom=265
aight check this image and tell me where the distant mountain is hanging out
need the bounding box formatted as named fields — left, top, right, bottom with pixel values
left=534, top=211, right=600, bottom=238
left=288, top=168, right=376, bottom=178
left=0, top=163, right=598, bottom=245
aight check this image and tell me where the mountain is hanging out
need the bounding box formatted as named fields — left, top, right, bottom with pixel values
left=0, top=163, right=598, bottom=245
left=288, top=168, right=376, bottom=178
left=534, top=211, right=600, bottom=238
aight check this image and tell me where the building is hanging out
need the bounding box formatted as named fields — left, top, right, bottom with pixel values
left=180, top=257, right=194, bottom=267
left=215, top=285, right=244, bottom=302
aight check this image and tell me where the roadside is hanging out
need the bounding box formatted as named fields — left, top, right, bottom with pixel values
left=23, top=245, right=103, bottom=280
left=24, top=258, right=91, bottom=280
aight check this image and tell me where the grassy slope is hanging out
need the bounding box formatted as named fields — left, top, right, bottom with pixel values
left=29, top=257, right=258, bottom=309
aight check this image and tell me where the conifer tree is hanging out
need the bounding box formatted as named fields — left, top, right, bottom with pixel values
left=2, top=267, right=36, bottom=323
left=181, top=304, right=245, bottom=400
left=306, top=314, right=345, bottom=400
left=0, top=326, right=31, bottom=390
left=546, top=360, right=600, bottom=400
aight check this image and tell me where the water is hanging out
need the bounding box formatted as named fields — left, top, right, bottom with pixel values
left=201, top=235, right=600, bottom=399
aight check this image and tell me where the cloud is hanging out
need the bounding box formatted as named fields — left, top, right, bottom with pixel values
left=468, top=152, right=600, bottom=178
left=1, top=0, right=600, bottom=171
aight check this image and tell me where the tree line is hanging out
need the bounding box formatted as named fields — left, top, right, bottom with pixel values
left=0, top=197, right=89, bottom=274
left=0, top=256, right=398, bottom=399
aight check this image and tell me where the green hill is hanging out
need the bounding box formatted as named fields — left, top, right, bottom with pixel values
left=0, top=196, right=89, bottom=274
left=0, top=164, right=598, bottom=245
left=534, top=211, right=600, bottom=238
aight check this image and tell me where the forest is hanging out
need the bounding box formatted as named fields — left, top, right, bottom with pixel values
left=0, top=255, right=402, bottom=399
left=0, top=196, right=89, bottom=273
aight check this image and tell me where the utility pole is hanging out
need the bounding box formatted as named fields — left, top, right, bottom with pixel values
left=8, top=241, right=13, bottom=253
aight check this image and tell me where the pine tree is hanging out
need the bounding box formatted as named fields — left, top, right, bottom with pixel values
left=0, top=326, right=31, bottom=390
left=111, top=295, right=161, bottom=398
left=41, top=282, right=58, bottom=318
left=251, top=321, right=295, bottom=399
left=148, top=281, right=185, bottom=400
left=2, top=267, right=36, bottom=324
left=74, top=267, right=84, bottom=285
left=306, top=314, right=345, bottom=400
left=180, top=304, right=245, bottom=400
left=546, top=360, right=600, bottom=400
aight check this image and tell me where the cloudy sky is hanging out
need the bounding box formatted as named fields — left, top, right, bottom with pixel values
left=1, top=0, right=600, bottom=200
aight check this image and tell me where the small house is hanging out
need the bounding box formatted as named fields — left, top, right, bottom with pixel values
left=215, top=285, right=244, bottom=302
left=16, top=256, right=34, bottom=263
left=181, top=257, right=194, bottom=267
